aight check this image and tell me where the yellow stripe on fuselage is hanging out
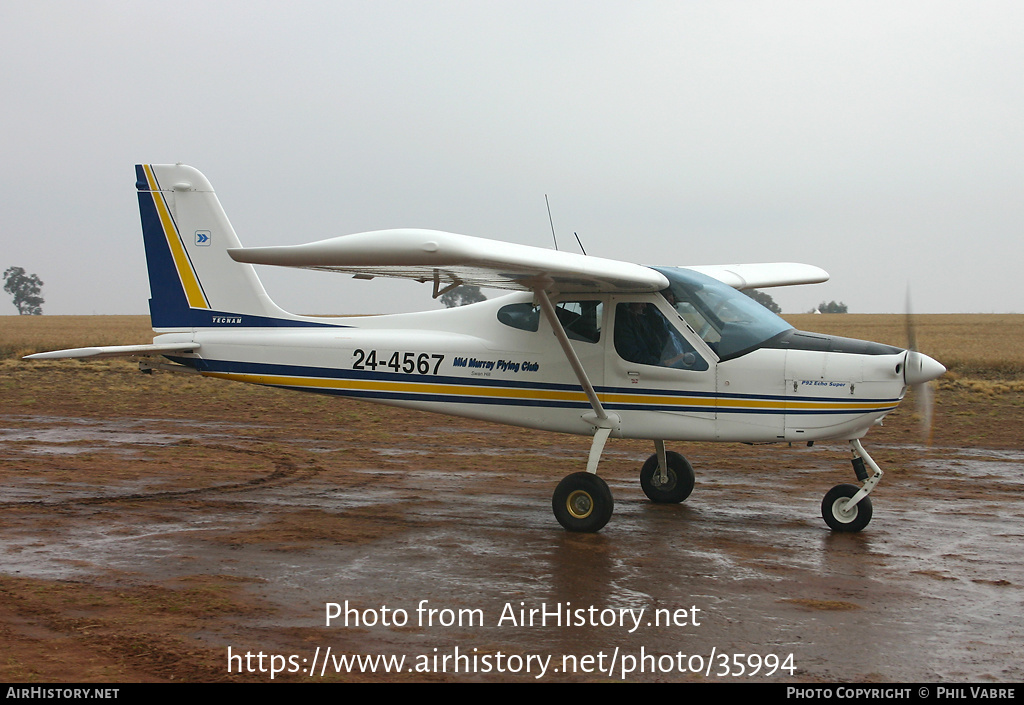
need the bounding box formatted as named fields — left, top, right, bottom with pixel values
left=202, top=370, right=894, bottom=413
left=205, top=371, right=592, bottom=404
left=143, top=165, right=208, bottom=309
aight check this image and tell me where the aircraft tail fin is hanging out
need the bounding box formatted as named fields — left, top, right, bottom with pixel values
left=136, top=164, right=302, bottom=330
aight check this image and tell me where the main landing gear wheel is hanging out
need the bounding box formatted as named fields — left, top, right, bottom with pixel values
left=553, top=472, right=614, bottom=533
left=640, top=451, right=695, bottom=504
left=822, top=483, right=873, bottom=532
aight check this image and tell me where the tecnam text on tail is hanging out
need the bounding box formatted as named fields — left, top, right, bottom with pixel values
left=27, top=164, right=946, bottom=533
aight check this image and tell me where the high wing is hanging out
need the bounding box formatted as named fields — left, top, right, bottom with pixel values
left=228, top=228, right=827, bottom=295
left=684, top=263, right=829, bottom=290
left=228, top=229, right=668, bottom=295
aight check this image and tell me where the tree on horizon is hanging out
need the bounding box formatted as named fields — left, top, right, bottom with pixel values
left=3, top=266, right=44, bottom=315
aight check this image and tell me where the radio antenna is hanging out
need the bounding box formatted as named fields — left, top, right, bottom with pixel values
left=574, top=231, right=587, bottom=256
left=545, top=194, right=559, bottom=251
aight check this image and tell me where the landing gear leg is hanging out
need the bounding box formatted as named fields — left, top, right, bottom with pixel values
left=821, top=439, right=881, bottom=532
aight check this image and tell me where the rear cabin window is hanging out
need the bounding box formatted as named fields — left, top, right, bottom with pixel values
left=497, top=302, right=539, bottom=332
left=498, top=301, right=603, bottom=343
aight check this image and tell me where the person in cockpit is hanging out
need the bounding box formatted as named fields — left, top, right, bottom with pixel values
left=615, top=298, right=705, bottom=370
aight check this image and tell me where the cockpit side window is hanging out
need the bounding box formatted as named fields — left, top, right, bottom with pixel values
left=614, top=302, right=709, bottom=371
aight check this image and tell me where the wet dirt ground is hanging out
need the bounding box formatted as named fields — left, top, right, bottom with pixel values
left=1, top=362, right=1022, bottom=682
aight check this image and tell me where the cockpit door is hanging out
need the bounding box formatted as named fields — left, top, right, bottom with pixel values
left=604, top=294, right=718, bottom=441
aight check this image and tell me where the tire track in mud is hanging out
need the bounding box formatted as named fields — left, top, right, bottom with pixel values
left=0, top=442, right=325, bottom=509
left=0, top=574, right=256, bottom=682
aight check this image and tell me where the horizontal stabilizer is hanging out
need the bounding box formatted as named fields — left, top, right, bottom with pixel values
left=24, top=343, right=200, bottom=361
left=683, top=263, right=829, bottom=290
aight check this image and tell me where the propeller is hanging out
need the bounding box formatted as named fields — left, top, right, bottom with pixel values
left=904, top=293, right=946, bottom=442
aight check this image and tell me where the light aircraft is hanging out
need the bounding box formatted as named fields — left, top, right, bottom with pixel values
left=27, top=164, right=946, bottom=533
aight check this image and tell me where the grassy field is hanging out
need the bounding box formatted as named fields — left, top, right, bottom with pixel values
left=3, top=312, right=1022, bottom=381
left=1, top=315, right=153, bottom=360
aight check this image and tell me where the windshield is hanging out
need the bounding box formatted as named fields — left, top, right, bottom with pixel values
left=652, top=266, right=793, bottom=360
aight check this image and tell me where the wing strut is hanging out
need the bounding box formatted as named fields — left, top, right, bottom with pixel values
left=533, top=287, right=619, bottom=474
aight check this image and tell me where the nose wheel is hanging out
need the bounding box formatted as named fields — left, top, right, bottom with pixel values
left=822, top=483, right=873, bottom=532
left=821, top=439, right=883, bottom=532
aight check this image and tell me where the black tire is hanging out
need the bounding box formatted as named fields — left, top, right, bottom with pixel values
left=821, top=483, right=873, bottom=532
left=640, top=451, right=695, bottom=503
left=552, top=472, right=614, bottom=533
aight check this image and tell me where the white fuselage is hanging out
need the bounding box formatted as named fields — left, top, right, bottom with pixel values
left=158, top=291, right=908, bottom=444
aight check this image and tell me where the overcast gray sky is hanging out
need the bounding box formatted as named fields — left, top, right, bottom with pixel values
left=2, top=1, right=1021, bottom=316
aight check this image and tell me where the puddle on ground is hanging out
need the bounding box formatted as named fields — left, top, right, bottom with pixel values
left=0, top=414, right=267, bottom=455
